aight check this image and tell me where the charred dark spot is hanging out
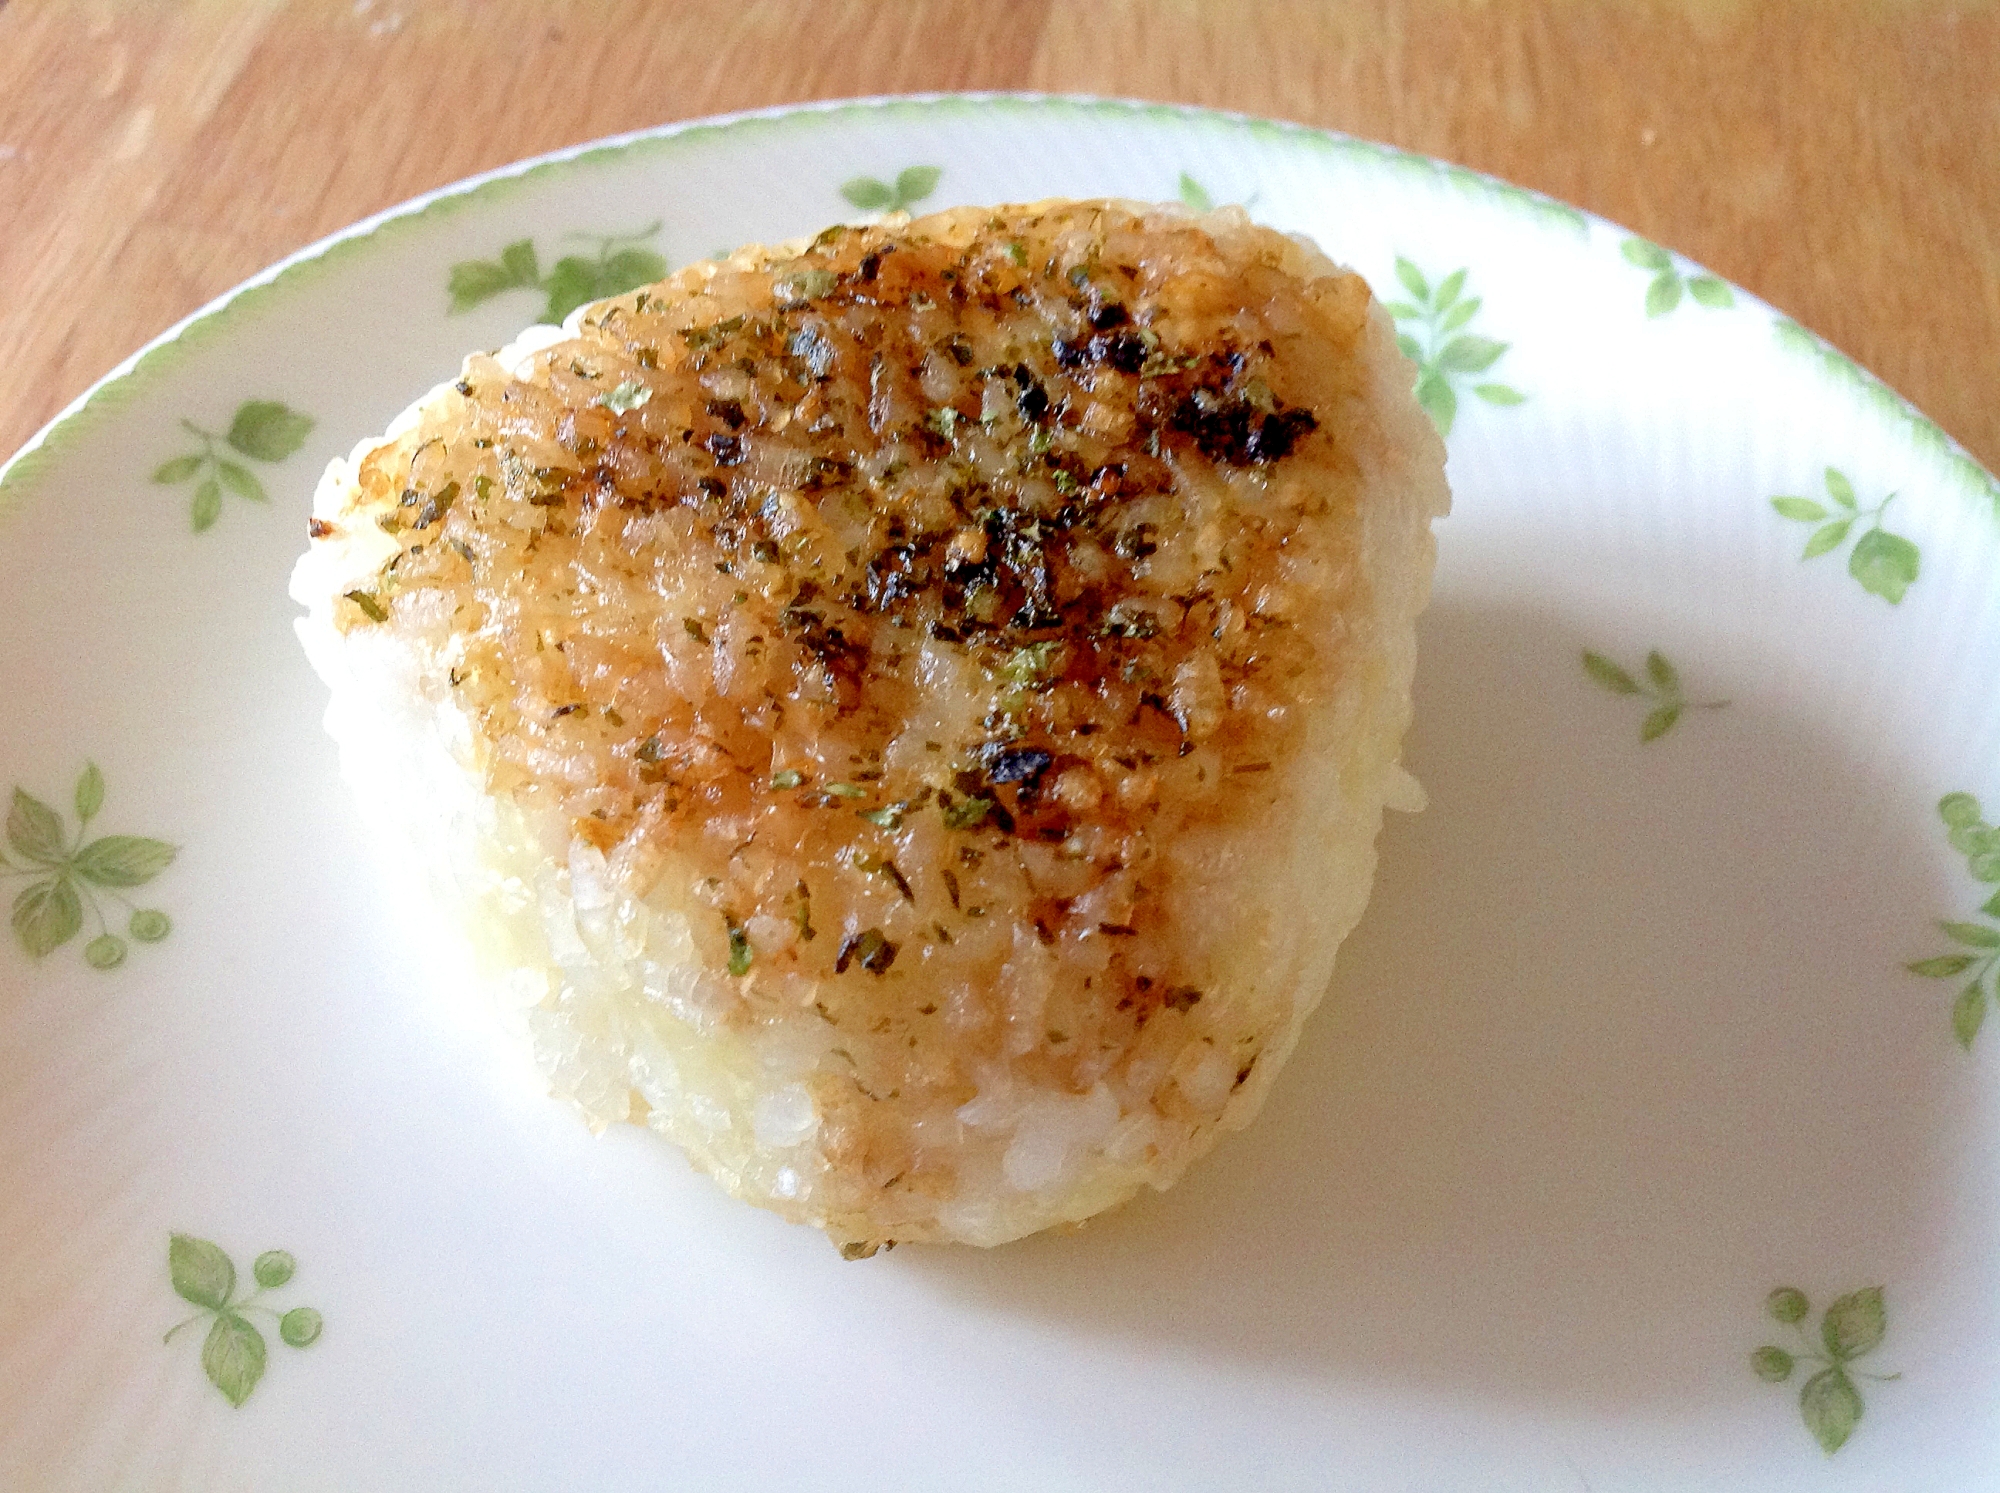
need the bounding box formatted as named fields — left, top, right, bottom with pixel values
left=1167, top=388, right=1318, bottom=466
left=1089, top=302, right=1129, bottom=330
left=705, top=432, right=745, bottom=466
left=836, top=928, right=898, bottom=976
left=798, top=453, right=855, bottom=492
left=1097, top=330, right=1148, bottom=373
left=984, top=744, right=1053, bottom=787
left=1112, top=523, right=1158, bottom=560
left=1052, top=329, right=1147, bottom=374
left=706, top=398, right=747, bottom=430
left=861, top=545, right=930, bottom=610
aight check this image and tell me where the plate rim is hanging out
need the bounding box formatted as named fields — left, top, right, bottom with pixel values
left=1, top=89, right=1993, bottom=525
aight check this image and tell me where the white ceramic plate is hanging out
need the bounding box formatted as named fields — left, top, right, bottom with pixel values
left=4, top=95, right=1997, bottom=1491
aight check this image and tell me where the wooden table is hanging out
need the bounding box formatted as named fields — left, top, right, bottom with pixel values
left=2, top=0, right=1995, bottom=476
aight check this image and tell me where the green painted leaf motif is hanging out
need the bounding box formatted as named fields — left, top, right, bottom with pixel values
left=1954, top=981, right=1986, bottom=1049
left=539, top=256, right=600, bottom=325
left=1433, top=268, right=1467, bottom=310
left=447, top=258, right=520, bottom=312
left=1582, top=651, right=1640, bottom=694
left=1394, top=257, right=1430, bottom=302
left=1438, top=296, right=1481, bottom=334
left=1395, top=332, right=1424, bottom=364
left=1176, top=172, right=1214, bottom=212
left=1645, top=272, right=1683, bottom=316
left=1941, top=920, right=2000, bottom=947
left=1821, top=1286, right=1886, bottom=1360
left=191, top=479, right=222, bottom=532
left=254, top=1250, right=296, bottom=1288
left=840, top=176, right=896, bottom=211
left=1972, top=850, right=2000, bottom=883
left=1767, top=1287, right=1810, bottom=1324
left=9, top=788, right=68, bottom=863
left=279, top=1307, right=323, bottom=1348
left=499, top=239, right=540, bottom=287
left=1645, top=649, right=1680, bottom=694
left=1982, top=888, right=2000, bottom=918
left=1848, top=529, right=1919, bottom=604
left=1384, top=300, right=1424, bottom=320
left=13, top=879, right=82, bottom=957
left=202, top=1313, right=267, bottom=1407
left=226, top=401, right=313, bottom=462
left=73, top=835, right=176, bottom=887
left=1436, top=335, right=1508, bottom=374
left=130, top=908, right=171, bottom=942
left=1951, top=825, right=1988, bottom=854
left=151, top=454, right=203, bottom=484
left=1909, top=954, right=1975, bottom=977
left=1621, top=237, right=1673, bottom=271
left=75, top=762, right=104, bottom=823
left=1473, top=383, right=1525, bottom=405
left=1801, top=518, right=1851, bottom=559
left=1415, top=371, right=1457, bottom=437
left=1770, top=497, right=1827, bottom=522
left=1640, top=703, right=1682, bottom=742
left=169, top=1234, right=235, bottom=1311
left=216, top=460, right=266, bottom=503
left=1687, top=275, right=1734, bottom=308
left=1799, top=1366, right=1864, bottom=1454
left=1751, top=1345, right=1795, bottom=1382
left=1940, top=792, right=1982, bottom=827
left=84, top=934, right=126, bottom=969
left=894, top=165, right=942, bottom=206
left=600, top=247, right=668, bottom=298
left=1824, top=467, right=1858, bottom=508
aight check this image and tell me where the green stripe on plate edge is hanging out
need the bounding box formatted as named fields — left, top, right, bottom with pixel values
left=1772, top=317, right=2000, bottom=519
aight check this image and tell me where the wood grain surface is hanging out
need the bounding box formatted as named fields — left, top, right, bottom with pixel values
left=1, top=0, right=1995, bottom=473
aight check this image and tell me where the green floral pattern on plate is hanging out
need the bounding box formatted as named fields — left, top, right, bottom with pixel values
left=1385, top=259, right=1524, bottom=437
left=1752, top=1285, right=1896, bottom=1454
left=1621, top=237, right=1733, bottom=316
left=1770, top=467, right=1920, bottom=604
left=3, top=763, right=174, bottom=968
left=1581, top=649, right=1728, bottom=741
left=151, top=401, right=314, bottom=532
left=840, top=166, right=941, bottom=214
left=449, top=225, right=667, bottom=325
left=1907, top=791, right=2000, bottom=1047
left=1176, top=171, right=1258, bottom=214
left=165, top=1235, right=322, bottom=1407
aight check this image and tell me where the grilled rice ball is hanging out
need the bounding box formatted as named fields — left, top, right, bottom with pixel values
left=291, top=199, right=1447, bottom=1251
